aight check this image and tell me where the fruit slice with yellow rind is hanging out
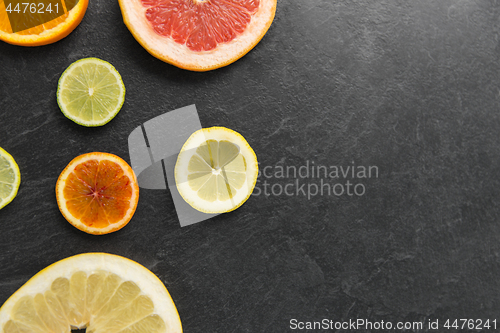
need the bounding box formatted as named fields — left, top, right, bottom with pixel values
left=175, top=127, right=258, bottom=213
left=0, top=253, right=182, bottom=333
left=0, top=147, right=21, bottom=210
left=117, top=0, right=277, bottom=71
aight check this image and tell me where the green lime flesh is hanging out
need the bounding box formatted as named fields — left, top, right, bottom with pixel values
left=57, top=58, right=125, bottom=127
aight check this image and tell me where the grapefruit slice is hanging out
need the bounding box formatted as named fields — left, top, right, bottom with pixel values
left=56, top=152, right=139, bottom=235
left=0, top=253, right=183, bottom=333
left=118, top=0, right=277, bottom=71
left=0, top=0, right=88, bottom=46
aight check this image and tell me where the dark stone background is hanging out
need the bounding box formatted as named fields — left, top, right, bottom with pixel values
left=1, top=0, right=500, bottom=332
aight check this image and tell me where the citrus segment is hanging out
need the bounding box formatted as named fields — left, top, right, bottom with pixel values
left=175, top=127, right=258, bottom=213
left=118, top=0, right=277, bottom=71
left=57, top=58, right=126, bottom=127
left=0, top=0, right=88, bottom=46
left=0, top=147, right=21, bottom=210
left=143, top=0, right=259, bottom=52
left=56, top=152, right=139, bottom=235
left=0, top=253, right=183, bottom=333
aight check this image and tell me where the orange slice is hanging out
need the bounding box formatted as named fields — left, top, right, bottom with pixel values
left=56, top=152, right=139, bottom=235
left=0, top=0, right=88, bottom=46
left=118, top=0, right=277, bottom=71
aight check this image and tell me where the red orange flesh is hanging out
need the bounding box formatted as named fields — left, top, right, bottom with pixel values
left=56, top=152, right=139, bottom=235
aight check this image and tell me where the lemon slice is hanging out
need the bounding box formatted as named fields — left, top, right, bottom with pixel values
left=174, top=127, right=258, bottom=214
left=0, top=147, right=21, bottom=210
left=0, top=253, right=182, bottom=333
left=57, top=58, right=126, bottom=127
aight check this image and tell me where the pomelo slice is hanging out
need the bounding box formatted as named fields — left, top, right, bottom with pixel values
left=0, top=253, right=182, bottom=333
left=56, top=152, right=139, bottom=235
left=0, top=0, right=88, bottom=46
left=175, top=127, right=258, bottom=213
left=118, top=0, right=277, bottom=71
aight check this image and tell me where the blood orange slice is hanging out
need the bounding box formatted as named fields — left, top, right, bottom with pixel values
left=56, top=152, right=139, bottom=235
left=118, top=0, right=277, bottom=71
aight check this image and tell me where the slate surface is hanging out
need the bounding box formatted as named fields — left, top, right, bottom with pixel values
left=1, top=0, right=500, bottom=332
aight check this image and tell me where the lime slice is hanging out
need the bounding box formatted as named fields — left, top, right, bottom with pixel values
left=0, top=147, right=21, bottom=210
left=175, top=127, right=258, bottom=213
left=57, top=58, right=126, bottom=127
